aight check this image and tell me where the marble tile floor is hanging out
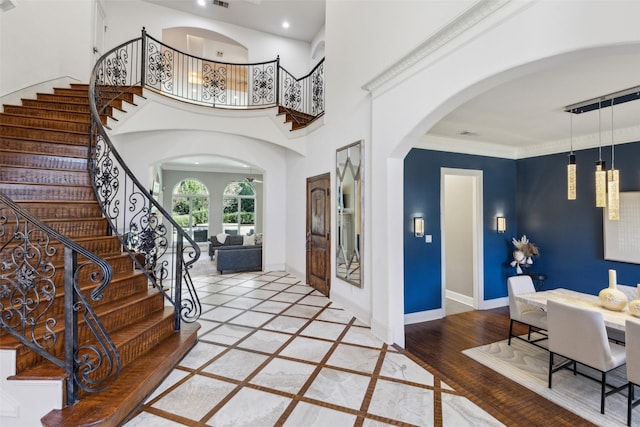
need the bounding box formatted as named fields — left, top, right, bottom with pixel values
left=124, top=271, right=503, bottom=427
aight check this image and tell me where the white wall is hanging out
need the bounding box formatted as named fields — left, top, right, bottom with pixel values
left=295, top=0, right=474, bottom=340
left=5, top=0, right=639, bottom=350
left=103, top=0, right=313, bottom=76
left=367, top=0, right=640, bottom=345
left=0, top=0, right=95, bottom=102
left=113, top=129, right=287, bottom=272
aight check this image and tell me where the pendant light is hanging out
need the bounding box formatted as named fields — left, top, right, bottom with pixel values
left=567, top=112, right=576, bottom=200
left=595, top=100, right=607, bottom=208
left=607, top=100, right=620, bottom=220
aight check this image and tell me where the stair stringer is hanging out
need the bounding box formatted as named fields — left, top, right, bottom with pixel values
left=0, top=349, right=63, bottom=427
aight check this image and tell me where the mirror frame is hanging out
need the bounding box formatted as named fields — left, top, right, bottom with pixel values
left=335, top=140, right=363, bottom=288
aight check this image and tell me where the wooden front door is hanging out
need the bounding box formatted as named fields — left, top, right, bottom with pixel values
left=306, top=173, right=331, bottom=296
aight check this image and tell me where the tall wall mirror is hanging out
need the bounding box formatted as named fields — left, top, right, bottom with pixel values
left=336, top=140, right=363, bottom=288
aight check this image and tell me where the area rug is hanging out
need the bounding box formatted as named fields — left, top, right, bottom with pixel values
left=462, top=337, right=633, bottom=426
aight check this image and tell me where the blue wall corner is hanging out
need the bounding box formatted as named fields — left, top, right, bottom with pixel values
left=403, top=149, right=517, bottom=313
left=403, top=142, right=640, bottom=315
left=516, top=143, right=640, bottom=295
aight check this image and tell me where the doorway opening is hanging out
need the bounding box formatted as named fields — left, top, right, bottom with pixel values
left=441, top=168, right=484, bottom=315
left=171, top=178, right=209, bottom=242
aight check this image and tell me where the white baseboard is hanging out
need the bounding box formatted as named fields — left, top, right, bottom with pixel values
left=445, top=289, right=474, bottom=306
left=264, top=263, right=286, bottom=273
left=0, top=76, right=80, bottom=108
left=329, top=292, right=371, bottom=327
left=404, top=308, right=445, bottom=325
left=478, top=296, right=508, bottom=310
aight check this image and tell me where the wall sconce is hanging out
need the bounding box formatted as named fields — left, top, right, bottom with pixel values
left=414, top=217, right=424, bottom=237
left=497, top=216, right=506, bottom=233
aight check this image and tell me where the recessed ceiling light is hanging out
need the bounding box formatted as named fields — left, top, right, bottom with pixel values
left=197, top=0, right=205, bottom=6
left=282, top=21, right=290, bottom=29
left=195, top=161, right=200, bottom=165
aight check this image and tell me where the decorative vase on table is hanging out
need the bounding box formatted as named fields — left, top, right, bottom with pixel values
left=598, top=269, right=628, bottom=312
left=628, top=284, right=640, bottom=318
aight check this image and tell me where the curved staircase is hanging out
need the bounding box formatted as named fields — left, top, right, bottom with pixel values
left=0, top=84, right=199, bottom=427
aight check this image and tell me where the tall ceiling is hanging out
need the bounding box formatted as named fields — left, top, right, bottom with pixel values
left=142, top=0, right=325, bottom=43
left=427, top=45, right=640, bottom=155
left=145, top=0, right=640, bottom=164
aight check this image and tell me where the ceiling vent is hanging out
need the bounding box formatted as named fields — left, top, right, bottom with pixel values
left=0, top=0, right=16, bottom=12
left=213, top=0, right=229, bottom=7
left=460, top=131, right=480, bottom=137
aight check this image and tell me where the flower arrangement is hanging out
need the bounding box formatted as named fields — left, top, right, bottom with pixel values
left=510, top=235, right=539, bottom=274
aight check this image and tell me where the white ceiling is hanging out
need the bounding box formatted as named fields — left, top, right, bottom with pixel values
left=162, top=156, right=260, bottom=174
left=145, top=1, right=640, bottom=166
left=142, top=0, right=325, bottom=43
left=428, top=45, right=640, bottom=154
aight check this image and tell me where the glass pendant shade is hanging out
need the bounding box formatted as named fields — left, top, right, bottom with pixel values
left=595, top=161, right=607, bottom=207
left=607, top=169, right=620, bottom=220
left=567, top=154, right=576, bottom=200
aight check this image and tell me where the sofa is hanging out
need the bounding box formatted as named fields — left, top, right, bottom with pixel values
left=208, top=234, right=262, bottom=274
left=209, top=234, right=245, bottom=259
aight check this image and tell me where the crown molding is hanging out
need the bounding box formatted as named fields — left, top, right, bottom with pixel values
left=362, top=0, right=519, bottom=93
left=515, top=124, right=640, bottom=159
left=416, top=134, right=518, bottom=159
left=418, top=125, right=640, bottom=160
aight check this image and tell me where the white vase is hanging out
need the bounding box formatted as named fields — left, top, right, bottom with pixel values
left=599, top=280, right=628, bottom=312
left=628, top=285, right=640, bottom=318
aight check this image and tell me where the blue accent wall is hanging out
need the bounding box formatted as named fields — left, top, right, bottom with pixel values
left=404, top=142, right=640, bottom=315
left=516, top=142, right=640, bottom=295
left=404, top=149, right=517, bottom=314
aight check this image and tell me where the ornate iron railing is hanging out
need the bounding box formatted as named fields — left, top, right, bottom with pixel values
left=89, top=37, right=202, bottom=332
left=278, top=59, right=325, bottom=118
left=140, top=28, right=324, bottom=118
left=0, top=193, right=119, bottom=405
left=87, top=29, right=324, bottom=328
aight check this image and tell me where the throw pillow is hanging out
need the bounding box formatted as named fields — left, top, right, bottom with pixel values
left=216, top=232, right=228, bottom=244
left=243, top=234, right=255, bottom=246
left=255, top=233, right=263, bottom=245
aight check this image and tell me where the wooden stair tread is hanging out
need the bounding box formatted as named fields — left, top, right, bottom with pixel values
left=0, top=122, right=89, bottom=136
left=0, top=287, right=162, bottom=343
left=0, top=163, right=87, bottom=173
left=0, top=138, right=88, bottom=158
left=8, top=360, right=66, bottom=381
left=1, top=83, right=199, bottom=427
left=0, top=112, right=90, bottom=125
left=40, top=323, right=199, bottom=427
left=0, top=275, right=150, bottom=347
left=14, top=199, right=97, bottom=205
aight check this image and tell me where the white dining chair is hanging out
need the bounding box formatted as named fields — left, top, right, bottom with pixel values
left=507, top=275, right=547, bottom=347
left=626, top=319, right=640, bottom=426
left=547, top=299, right=626, bottom=414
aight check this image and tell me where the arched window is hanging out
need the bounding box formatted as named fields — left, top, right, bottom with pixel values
left=223, top=182, right=255, bottom=236
left=172, top=179, right=209, bottom=242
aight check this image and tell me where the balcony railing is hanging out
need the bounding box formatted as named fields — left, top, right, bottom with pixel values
left=89, top=36, right=202, bottom=335
left=140, top=29, right=325, bottom=118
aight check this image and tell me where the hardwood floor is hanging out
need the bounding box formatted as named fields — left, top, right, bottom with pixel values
left=404, top=307, right=596, bottom=427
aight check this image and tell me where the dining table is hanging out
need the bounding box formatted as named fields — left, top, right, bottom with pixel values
left=515, top=287, right=639, bottom=333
